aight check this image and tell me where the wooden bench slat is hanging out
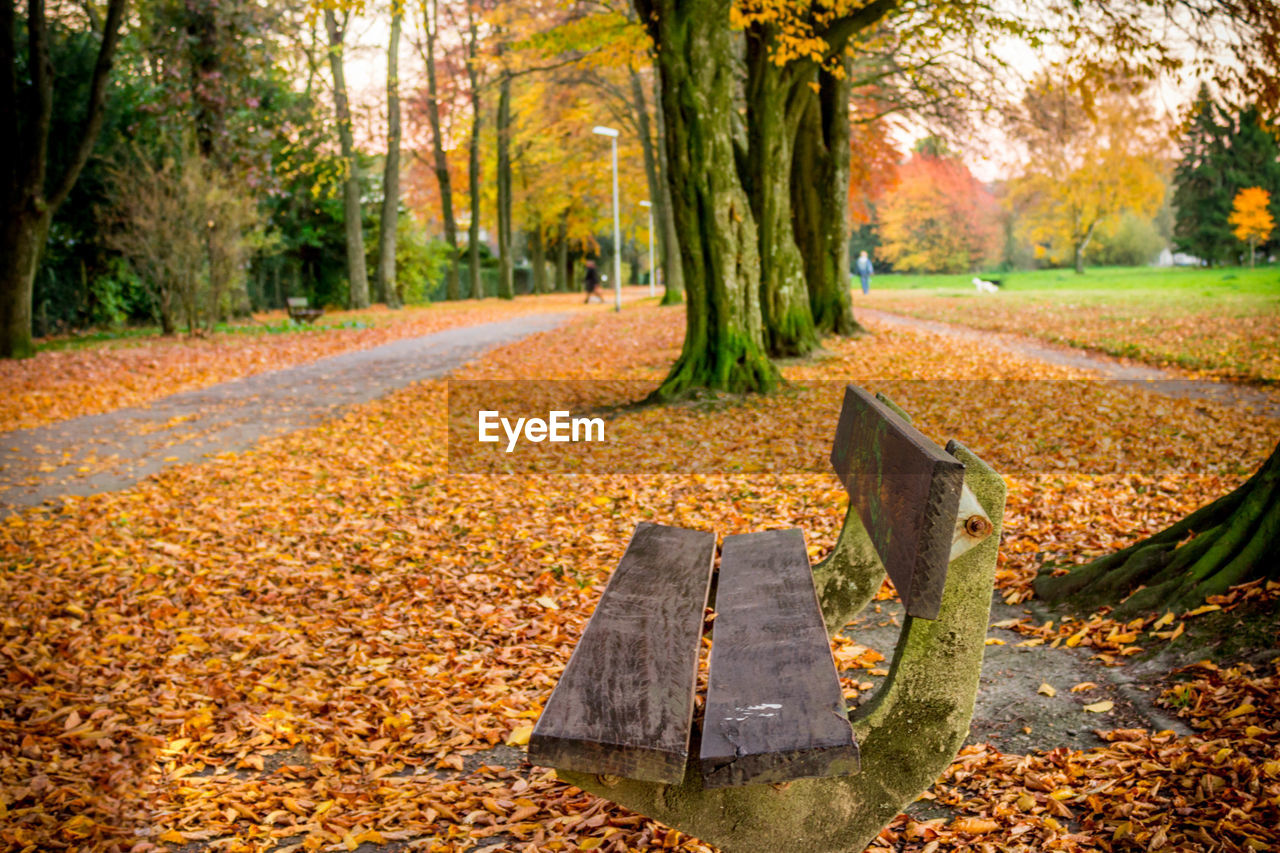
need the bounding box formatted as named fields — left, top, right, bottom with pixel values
left=830, top=384, right=964, bottom=619
left=529, top=522, right=716, bottom=784
left=700, top=529, right=859, bottom=788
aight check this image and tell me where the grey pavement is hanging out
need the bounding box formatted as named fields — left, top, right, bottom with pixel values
left=0, top=313, right=570, bottom=513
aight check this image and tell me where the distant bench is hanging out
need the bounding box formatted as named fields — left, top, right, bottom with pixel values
left=287, top=297, right=323, bottom=323
left=529, top=384, right=997, bottom=793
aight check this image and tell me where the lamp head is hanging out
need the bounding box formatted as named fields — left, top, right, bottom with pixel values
left=592, top=125, right=619, bottom=138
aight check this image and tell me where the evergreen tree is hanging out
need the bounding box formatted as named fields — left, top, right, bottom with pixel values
left=1172, top=87, right=1233, bottom=265
left=1174, top=88, right=1280, bottom=265
left=1224, top=106, right=1280, bottom=257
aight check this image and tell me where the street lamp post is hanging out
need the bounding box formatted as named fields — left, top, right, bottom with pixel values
left=592, top=125, right=622, bottom=312
left=639, top=200, right=654, bottom=297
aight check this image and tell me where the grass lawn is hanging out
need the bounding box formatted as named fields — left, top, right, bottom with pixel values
left=860, top=265, right=1280, bottom=382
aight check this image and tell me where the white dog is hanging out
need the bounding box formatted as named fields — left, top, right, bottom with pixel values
left=972, top=277, right=1001, bottom=294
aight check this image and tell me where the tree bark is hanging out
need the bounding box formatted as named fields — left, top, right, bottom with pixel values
left=423, top=0, right=460, bottom=300
left=465, top=0, right=483, bottom=299
left=185, top=0, right=224, bottom=160
left=746, top=29, right=818, bottom=359
left=629, top=66, right=666, bottom=295
left=325, top=8, right=370, bottom=309
left=651, top=64, right=684, bottom=305
left=375, top=0, right=403, bottom=308
left=1, top=0, right=128, bottom=358
left=495, top=65, right=515, bottom=300
left=555, top=216, right=569, bottom=292
left=793, top=58, right=864, bottom=336
left=0, top=211, right=51, bottom=358
left=1072, top=219, right=1097, bottom=274
left=1035, top=441, right=1280, bottom=618
left=530, top=222, right=548, bottom=294
left=638, top=0, right=779, bottom=399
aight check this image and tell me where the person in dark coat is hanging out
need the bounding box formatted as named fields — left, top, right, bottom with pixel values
left=583, top=260, right=603, bottom=303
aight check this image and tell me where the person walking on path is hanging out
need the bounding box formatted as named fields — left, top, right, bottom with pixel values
left=583, top=260, right=604, bottom=303
left=855, top=251, right=874, bottom=295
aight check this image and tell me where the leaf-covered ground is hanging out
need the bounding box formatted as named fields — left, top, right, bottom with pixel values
left=859, top=289, right=1280, bottom=383
left=1, top=302, right=1277, bottom=851
left=0, top=296, right=590, bottom=434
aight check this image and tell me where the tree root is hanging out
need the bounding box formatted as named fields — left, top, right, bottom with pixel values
left=1034, top=441, right=1280, bottom=618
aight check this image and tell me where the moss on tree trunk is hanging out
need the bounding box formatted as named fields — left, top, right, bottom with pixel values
left=792, top=60, right=864, bottom=338
left=746, top=31, right=818, bottom=359
left=652, top=66, right=685, bottom=306
left=644, top=0, right=779, bottom=400
left=1035, top=441, right=1280, bottom=618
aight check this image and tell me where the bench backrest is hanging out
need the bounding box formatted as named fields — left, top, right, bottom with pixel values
left=829, top=385, right=964, bottom=619
left=287, top=297, right=308, bottom=309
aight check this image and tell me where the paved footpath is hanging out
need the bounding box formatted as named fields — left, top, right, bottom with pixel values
left=859, top=307, right=1280, bottom=419
left=0, top=313, right=570, bottom=513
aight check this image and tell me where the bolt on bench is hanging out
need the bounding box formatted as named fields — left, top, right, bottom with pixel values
left=528, top=384, right=1007, bottom=853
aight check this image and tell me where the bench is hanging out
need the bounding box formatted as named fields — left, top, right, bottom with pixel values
left=528, top=384, right=1007, bottom=852
left=286, top=297, right=324, bottom=323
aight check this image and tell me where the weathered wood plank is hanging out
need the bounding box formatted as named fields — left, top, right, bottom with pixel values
left=830, top=384, right=964, bottom=619
left=700, top=529, right=859, bottom=788
left=528, top=522, right=716, bottom=784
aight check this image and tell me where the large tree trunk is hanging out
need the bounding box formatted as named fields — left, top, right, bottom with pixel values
left=325, top=8, right=370, bottom=309
left=1, top=0, right=128, bottom=358
left=651, top=64, right=684, bottom=305
left=745, top=31, right=818, bottom=359
left=465, top=1, right=483, bottom=300
left=1035, top=441, right=1280, bottom=618
left=0, top=210, right=51, bottom=358
left=793, top=58, right=864, bottom=337
left=423, top=0, right=460, bottom=300
left=375, top=0, right=403, bottom=308
left=639, top=0, right=778, bottom=399
left=495, top=66, right=515, bottom=300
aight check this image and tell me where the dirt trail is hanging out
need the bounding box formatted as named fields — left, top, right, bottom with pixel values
left=0, top=313, right=570, bottom=513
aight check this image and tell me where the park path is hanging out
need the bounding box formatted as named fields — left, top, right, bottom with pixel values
left=859, top=307, right=1280, bottom=419
left=0, top=312, right=571, bottom=514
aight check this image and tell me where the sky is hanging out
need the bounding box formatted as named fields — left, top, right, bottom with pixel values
left=334, top=6, right=1207, bottom=186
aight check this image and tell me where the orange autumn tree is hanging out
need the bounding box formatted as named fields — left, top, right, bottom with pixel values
left=877, top=142, right=1001, bottom=273
left=1229, top=186, right=1275, bottom=267
left=846, top=112, right=900, bottom=227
